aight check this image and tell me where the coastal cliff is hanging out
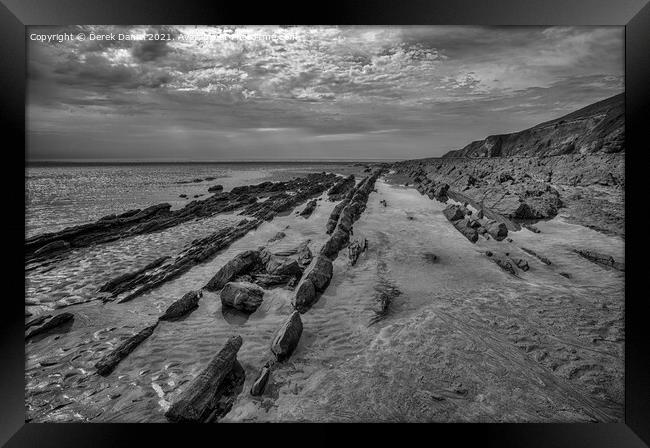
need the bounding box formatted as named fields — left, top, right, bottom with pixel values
left=442, top=93, right=624, bottom=158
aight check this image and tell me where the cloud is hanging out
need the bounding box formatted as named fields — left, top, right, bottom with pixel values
left=27, top=25, right=624, bottom=160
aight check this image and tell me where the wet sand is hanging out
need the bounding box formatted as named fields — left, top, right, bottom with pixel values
left=25, top=171, right=623, bottom=423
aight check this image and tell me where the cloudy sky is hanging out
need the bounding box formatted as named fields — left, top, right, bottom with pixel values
left=27, top=25, right=623, bottom=161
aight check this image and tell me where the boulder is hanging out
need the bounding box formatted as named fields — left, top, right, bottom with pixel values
left=220, top=282, right=265, bottom=313
left=208, top=184, right=224, bottom=192
left=159, top=290, right=202, bottom=320
left=165, top=335, right=244, bottom=422
left=250, top=365, right=271, bottom=396
left=271, top=312, right=303, bottom=361
left=443, top=205, right=465, bottom=222
left=299, top=199, right=318, bottom=217
left=514, top=258, right=530, bottom=271
left=292, top=278, right=317, bottom=310
left=486, top=221, right=508, bottom=241
left=303, top=255, right=333, bottom=291
left=492, top=254, right=518, bottom=275
left=348, top=238, right=368, bottom=266
left=453, top=219, right=479, bottom=243
left=320, top=228, right=349, bottom=259
left=265, top=257, right=302, bottom=277
left=204, top=250, right=260, bottom=291
left=433, top=183, right=449, bottom=201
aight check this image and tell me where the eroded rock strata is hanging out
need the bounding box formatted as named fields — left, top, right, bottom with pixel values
left=165, top=335, right=244, bottom=422
left=26, top=173, right=339, bottom=263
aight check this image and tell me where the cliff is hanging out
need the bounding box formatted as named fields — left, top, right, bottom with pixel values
left=443, top=93, right=624, bottom=158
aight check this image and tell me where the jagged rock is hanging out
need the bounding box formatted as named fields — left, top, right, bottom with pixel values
left=95, top=323, right=158, bottom=375
left=204, top=250, right=260, bottom=291
left=380, top=199, right=387, bottom=207
left=574, top=249, right=624, bottom=271
left=486, top=221, right=508, bottom=241
left=99, top=256, right=169, bottom=293
left=491, top=254, right=518, bottom=276
left=320, top=228, right=349, bottom=259
left=165, top=335, right=244, bottom=422
left=25, top=312, right=74, bottom=339
left=292, top=278, right=317, bottom=310
left=452, top=219, right=479, bottom=243
left=271, top=312, right=303, bottom=361
left=26, top=173, right=340, bottom=263
left=299, top=199, right=318, bottom=218
left=159, top=290, right=202, bottom=320
left=328, top=174, right=355, bottom=200
left=220, top=282, right=265, bottom=313
left=348, top=238, right=368, bottom=265
left=33, top=240, right=70, bottom=257
left=265, top=256, right=302, bottom=277
left=302, top=255, right=333, bottom=291
left=513, top=258, right=530, bottom=271
left=433, top=183, right=450, bottom=201
left=443, top=205, right=465, bottom=222
left=250, top=365, right=271, bottom=396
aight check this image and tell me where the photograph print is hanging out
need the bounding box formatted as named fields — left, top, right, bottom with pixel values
left=25, top=25, right=625, bottom=423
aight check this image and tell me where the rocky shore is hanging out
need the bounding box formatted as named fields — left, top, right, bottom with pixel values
left=25, top=172, right=340, bottom=263
left=392, top=153, right=624, bottom=238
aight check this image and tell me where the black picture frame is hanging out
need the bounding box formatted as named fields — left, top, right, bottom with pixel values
left=2, top=1, right=648, bottom=446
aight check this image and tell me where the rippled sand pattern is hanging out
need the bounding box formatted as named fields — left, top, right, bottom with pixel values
left=25, top=176, right=624, bottom=423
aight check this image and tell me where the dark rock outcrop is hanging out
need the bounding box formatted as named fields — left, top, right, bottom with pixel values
left=327, top=174, right=355, bottom=200
left=250, top=364, right=271, bottom=396
left=26, top=173, right=339, bottom=263
left=271, top=311, right=303, bottom=361
left=486, top=221, right=508, bottom=241
left=574, top=249, right=624, bottom=271
left=299, top=199, right=318, bottom=218
left=25, top=312, right=74, bottom=339
left=348, top=238, right=368, bottom=265
left=159, top=290, right=202, bottom=321
left=165, top=335, right=244, bottom=422
left=220, top=282, right=265, bottom=313
left=95, top=323, right=158, bottom=376
left=204, top=250, right=261, bottom=292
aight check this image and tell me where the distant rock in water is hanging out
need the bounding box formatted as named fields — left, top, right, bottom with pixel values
left=442, top=93, right=623, bottom=158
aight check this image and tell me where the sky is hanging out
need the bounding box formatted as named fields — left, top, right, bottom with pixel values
left=27, top=25, right=624, bottom=162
